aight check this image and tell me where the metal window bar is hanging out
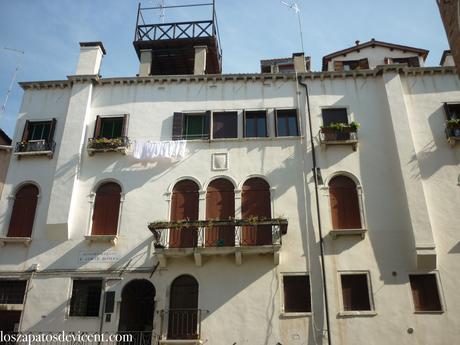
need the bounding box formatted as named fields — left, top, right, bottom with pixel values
left=14, top=140, right=56, bottom=153
left=159, top=309, right=202, bottom=340
left=0, top=280, right=26, bottom=304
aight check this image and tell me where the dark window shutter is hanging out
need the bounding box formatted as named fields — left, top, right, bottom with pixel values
left=7, top=184, right=39, bottom=237
left=341, top=275, right=371, bottom=311
left=408, top=56, right=420, bottom=67
left=242, top=178, right=271, bottom=245
left=48, top=118, right=57, bottom=142
left=204, top=111, right=211, bottom=139
left=243, top=110, right=248, bottom=137
left=329, top=176, right=361, bottom=229
left=409, top=275, right=442, bottom=312
left=358, top=58, right=369, bottom=69
left=444, top=103, right=452, bottom=120
left=172, top=112, right=184, bottom=140
left=91, top=183, right=121, bottom=236
left=121, top=114, right=129, bottom=137
left=22, top=120, right=30, bottom=141
left=384, top=58, right=392, bottom=65
left=94, top=116, right=102, bottom=138
left=334, top=61, right=344, bottom=71
left=283, top=276, right=311, bottom=313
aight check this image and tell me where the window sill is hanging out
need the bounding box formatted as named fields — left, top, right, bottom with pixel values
left=330, top=228, right=367, bottom=239
left=85, top=235, right=118, bottom=246
left=280, top=312, right=312, bottom=318
left=178, top=137, right=303, bottom=143
left=337, top=311, right=377, bottom=317
left=14, top=150, right=53, bottom=159
left=0, top=145, right=12, bottom=151
left=413, top=310, right=444, bottom=315
left=319, top=138, right=358, bottom=151
left=0, top=237, right=32, bottom=247
left=87, top=147, right=128, bottom=156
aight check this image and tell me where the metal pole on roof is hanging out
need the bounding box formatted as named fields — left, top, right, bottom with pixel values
left=1, top=47, right=25, bottom=118
left=280, top=1, right=305, bottom=53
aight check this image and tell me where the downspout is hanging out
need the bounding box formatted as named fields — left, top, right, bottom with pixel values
left=297, top=76, right=332, bottom=345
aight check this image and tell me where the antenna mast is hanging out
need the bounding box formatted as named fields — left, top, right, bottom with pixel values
left=280, top=1, right=305, bottom=53
left=158, top=0, right=166, bottom=23
left=1, top=47, right=25, bottom=118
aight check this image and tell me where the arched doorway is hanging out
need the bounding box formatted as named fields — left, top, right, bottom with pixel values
left=205, top=178, right=235, bottom=247
left=241, top=178, right=272, bottom=245
left=118, top=280, right=156, bottom=344
left=168, top=275, right=199, bottom=340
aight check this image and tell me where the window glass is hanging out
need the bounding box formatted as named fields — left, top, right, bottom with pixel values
left=283, top=275, right=311, bottom=313
left=69, top=280, right=102, bottom=317
left=183, top=114, right=208, bottom=140
left=100, top=118, right=124, bottom=138
left=276, top=109, right=299, bottom=137
left=29, top=123, right=51, bottom=141
left=0, top=281, right=27, bottom=304
left=245, top=111, right=267, bottom=138
left=213, top=112, right=237, bottom=139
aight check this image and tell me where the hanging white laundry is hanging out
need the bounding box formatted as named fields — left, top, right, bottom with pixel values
left=132, top=140, right=186, bottom=160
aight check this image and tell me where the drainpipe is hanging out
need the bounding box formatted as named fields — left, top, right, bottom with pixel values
left=297, top=76, right=332, bottom=345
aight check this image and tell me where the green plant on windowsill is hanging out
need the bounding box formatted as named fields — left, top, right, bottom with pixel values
left=89, top=137, right=126, bottom=149
left=321, top=121, right=360, bottom=132
left=446, top=118, right=460, bottom=129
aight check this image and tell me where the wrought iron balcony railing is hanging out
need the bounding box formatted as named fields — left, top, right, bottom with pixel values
left=319, top=128, right=358, bottom=150
left=159, top=309, right=203, bottom=341
left=446, top=126, right=460, bottom=147
left=149, top=218, right=288, bottom=249
left=87, top=136, right=130, bottom=155
left=14, top=140, right=56, bottom=156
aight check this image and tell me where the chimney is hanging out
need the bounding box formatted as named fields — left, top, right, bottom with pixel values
left=75, top=42, right=106, bottom=75
left=139, top=49, right=153, bottom=77
left=194, top=46, right=207, bottom=75
left=292, top=52, right=307, bottom=73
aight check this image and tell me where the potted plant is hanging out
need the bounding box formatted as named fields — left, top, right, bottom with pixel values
left=89, top=137, right=125, bottom=150
left=447, top=119, right=460, bottom=137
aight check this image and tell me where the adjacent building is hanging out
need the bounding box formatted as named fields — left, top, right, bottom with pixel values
left=438, top=0, right=460, bottom=75
left=0, top=129, right=12, bottom=199
left=0, top=3, right=459, bottom=345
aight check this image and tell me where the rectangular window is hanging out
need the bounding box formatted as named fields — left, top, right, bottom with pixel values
left=386, top=57, right=420, bottom=67
left=245, top=111, right=267, bottom=138
left=183, top=113, right=210, bottom=140
left=69, top=279, right=102, bottom=317
left=213, top=112, right=238, bottom=139
left=341, top=274, right=372, bottom=311
left=0, top=280, right=27, bottom=304
left=283, top=275, right=311, bottom=313
left=409, top=274, right=442, bottom=312
left=444, top=103, right=460, bottom=120
left=18, top=119, right=57, bottom=153
left=322, top=108, right=350, bottom=140
left=334, top=58, right=369, bottom=71
left=276, top=109, right=299, bottom=137
left=94, top=116, right=127, bottom=139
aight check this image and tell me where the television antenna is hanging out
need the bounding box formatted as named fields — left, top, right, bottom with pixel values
left=1, top=47, right=25, bottom=118
left=280, top=1, right=305, bottom=53
left=157, top=0, right=166, bottom=23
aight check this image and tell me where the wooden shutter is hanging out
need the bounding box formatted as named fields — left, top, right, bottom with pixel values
left=242, top=178, right=271, bottom=245
left=334, top=61, right=344, bottom=71
left=94, top=116, right=102, bottom=138
left=21, top=120, right=30, bottom=141
left=170, top=180, right=199, bottom=248
left=409, top=275, right=442, bottom=311
left=48, top=118, right=57, bottom=142
left=91, top=183, right=121, bottom=235
left=172, top=112, right=184, bottom=140
left=203, top=111, right=211, bottom=139
left=329, top=176, right=361, bottom=229
left=206, top=179, right=235, bottom=247
left=358, top=58, right=369, bottom=69
left=408, top=56, right=420, bottom=67
left=121, top=114, right=129, bottom=137
left=444, top=103, right=452, bottom=120
left=7, top=184, right=39, bottom=237
left=384, top=58, right=392, bottom=65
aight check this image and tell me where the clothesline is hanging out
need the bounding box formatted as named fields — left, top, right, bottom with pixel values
left=131, top=139, right=187, bottom=161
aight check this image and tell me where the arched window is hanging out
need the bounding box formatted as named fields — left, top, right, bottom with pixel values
left=329, top=176, right=362, bottom=229
left=170, top=180, right=199, bottom=248
left=242, top=178, right=272, bottom=245
left=206, top=178, right=235, bottom=247
left=7, top=184, right=39, bottom=237
left=168, top=275, right=199, bottom=340
left=91, top=182, right=121, bottom=235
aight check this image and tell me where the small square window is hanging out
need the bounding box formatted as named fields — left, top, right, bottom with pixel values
left=94, top=116, right=127, bottom=139
left=245, top=111, right=267, bottom=138
left=69, top=279, right=102, bottom=317
left=0, top=280, right=27, bottom=304
left=283, top=275, right=311, bottom=313
left=276, top=109, right=299, bottom=137
left=340, top=274, right=372, bottom=311
left=213, top=112, right=238, bottom=139
left=409, top=274, right=442, bottom=312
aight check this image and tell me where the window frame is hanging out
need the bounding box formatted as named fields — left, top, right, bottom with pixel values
left=280, top=272, right=312, bottom=316
left=93, top=114, right=129, bottom=139
left=68, top=278, right=103, bottom=318
left=275, top=108, right=300, bottom=137
left=244, top=110, right=268, bottom=138
left=408, top=272, right=445, bottom=314
left=338, top=271, right=376, bottom=316
left=21, top=118, right=56, bottom=143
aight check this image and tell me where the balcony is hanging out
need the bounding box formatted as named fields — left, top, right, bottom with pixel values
left=87, top=136, right=130, bottom=155
left=149, top=218, right=288, bottom=267
left=14, top=140, right=55, bottom=158
left=446, top=121, right=460, bottom=147
left=158, top=309, right=204, bottom=345
left=319, top=126, right=358, bottom=151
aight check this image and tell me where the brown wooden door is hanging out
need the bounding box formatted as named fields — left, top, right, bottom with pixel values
left=168, top=275, right=199, bottom=340
left=329, top=176, right=361, bottom=229
left=206, top=179, right=235, bottom=247
left=91, top=182, right=121, bottom=235
left=7, top=184, right=39, bottom=237
left=170, top=180, right=199, bottom=248
left=242, top=178, right=272, bottom=245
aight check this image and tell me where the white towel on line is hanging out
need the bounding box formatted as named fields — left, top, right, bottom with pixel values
left=132, top=140, right=187, bottom=160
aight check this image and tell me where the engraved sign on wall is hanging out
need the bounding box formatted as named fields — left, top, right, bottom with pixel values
left=79, top=251, right=121, bottom=264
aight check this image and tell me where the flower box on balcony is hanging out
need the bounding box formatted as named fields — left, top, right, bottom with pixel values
left=319, top=122, right=359, bottom=151
left=446, top=119, right=460, bottom=147
left=87, top=136, right=129, bottom=155
left=14, top=140, right=56, bottom=159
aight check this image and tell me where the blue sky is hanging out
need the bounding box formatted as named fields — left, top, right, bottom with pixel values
left=0, top=0, right=449, bottom=137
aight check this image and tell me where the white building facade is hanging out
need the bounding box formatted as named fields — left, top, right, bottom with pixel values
left=0, top=12, right=459, bottom=345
